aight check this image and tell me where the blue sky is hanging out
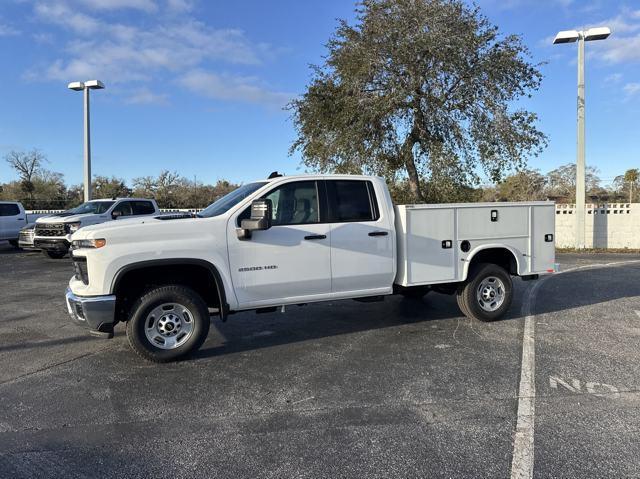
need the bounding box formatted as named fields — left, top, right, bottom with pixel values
left=0, top=0, right=638, bottom=188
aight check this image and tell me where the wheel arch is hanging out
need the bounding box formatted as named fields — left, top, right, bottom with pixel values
left=462, top=245, right=522, bottom=281
left=111, top=258, right=229, bottom=321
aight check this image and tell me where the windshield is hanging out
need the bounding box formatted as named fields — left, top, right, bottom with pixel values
left=69, top=201, right=115, bottom=215
left=197, top=182, right=267, bottom=218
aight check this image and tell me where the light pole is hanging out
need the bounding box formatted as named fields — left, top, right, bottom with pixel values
left=68, top=80, right=105, bottom=202
left=553, top=27, right=610, bottom=249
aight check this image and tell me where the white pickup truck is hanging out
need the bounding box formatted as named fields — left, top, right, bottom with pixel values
left=0, top=201, right=28, bottom=247
left=65, top=174, right=556, bottom=362
left=35, top=198, right=159, bottom=258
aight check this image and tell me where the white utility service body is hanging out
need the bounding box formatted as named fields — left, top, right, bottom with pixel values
left=395, top=202, right=555, bottom=286
left=65, top=174, right=555, bottom=362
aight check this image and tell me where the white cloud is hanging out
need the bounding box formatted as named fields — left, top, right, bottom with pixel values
left=125, top=88, right=169, bottom=105
left=623, top=82, right=640, bottom=98
left=179, top=70, right=291, bottom=107
left=604, top=72, right=622, bottom=83
left=0, top=22, right=20, bottom=36
left=76, top=0, right=158, bottom=12
left=34, top=2, right=101, bottom=34
left=166, top=0, right=194, bottom=12
left=27, top=0, right=286, bottom=108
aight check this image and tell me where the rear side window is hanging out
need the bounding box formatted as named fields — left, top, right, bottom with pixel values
left=327, top=180, right=378, bottom=222
left=132, top=201, right=155, bottom=215
left=0, top=204, right=20, bottom=216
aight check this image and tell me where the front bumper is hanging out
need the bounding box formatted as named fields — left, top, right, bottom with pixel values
left=65, top=288, right=117, bottom=338
left=35, top=238, right=70, bottom=252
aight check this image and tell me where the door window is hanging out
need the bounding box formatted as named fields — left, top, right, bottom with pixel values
left=326, top=180, right=378, bottom=222
left=265, top=181, right=319, bottom=225
left=0, top=204, right=20, bottom=216
left=112, top=201, right=133, bottom=217
left=239, top=181, right=320, bottom=226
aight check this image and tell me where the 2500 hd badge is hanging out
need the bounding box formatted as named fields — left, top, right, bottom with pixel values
left=238, top=265, right=278, bottom=272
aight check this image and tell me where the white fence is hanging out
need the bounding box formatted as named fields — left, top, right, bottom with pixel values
left=555, top=203, right=640, bottom=249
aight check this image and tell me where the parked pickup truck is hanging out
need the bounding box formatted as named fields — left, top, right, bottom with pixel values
left=65, top=174, right=556, bottom=362
left=35, top=198, right=159, bottom=258
left=0, top=201, right=28, bottom=247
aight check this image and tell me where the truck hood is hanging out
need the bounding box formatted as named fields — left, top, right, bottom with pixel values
left=35, top=212, right=106, bottom=224
left=71, top=214, right=225, bottom=244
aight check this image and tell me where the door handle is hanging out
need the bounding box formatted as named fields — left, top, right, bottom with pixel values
left=442, top=240, right=452, bottom=249
left=304, top=234, right=326, bottom=240
left=368, top=231, right=388, bottom=237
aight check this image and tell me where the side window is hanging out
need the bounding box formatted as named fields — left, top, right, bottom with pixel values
left=132, top=201, right=155, bottom=215
left=112, top=201, right=133, bottom=217
left=247, top=181, right=319, bottom=226
left=327, top=180, right=378, bottom=222
left=0, top=204, right=20, bottom=216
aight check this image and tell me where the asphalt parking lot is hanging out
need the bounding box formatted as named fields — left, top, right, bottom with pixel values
left=1, top=242, right=639, bottom=478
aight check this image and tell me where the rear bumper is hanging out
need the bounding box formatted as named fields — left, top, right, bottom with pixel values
left=35, top=238, right=70, bottom=252
left=65, top=288, right=117, bottom=338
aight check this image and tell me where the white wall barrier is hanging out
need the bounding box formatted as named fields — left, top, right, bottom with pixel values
left=555, top=203, right=640, bottom=249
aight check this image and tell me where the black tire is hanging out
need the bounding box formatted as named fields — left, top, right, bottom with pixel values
left=126, top=285, right=210, bottom=363
left=43, top=250, right=67, bottom=259
left=8, top=240, right=19, bottom=248
left=399, top=286, right=430, bottom=299
left=456, top=263, right=513, bottom=322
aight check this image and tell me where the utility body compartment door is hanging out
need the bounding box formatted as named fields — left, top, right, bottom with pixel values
left=395, top=206, right=456, bottom=285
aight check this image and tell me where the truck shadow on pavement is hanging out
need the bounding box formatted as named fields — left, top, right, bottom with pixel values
left=192, top=291, right=525, bottom=360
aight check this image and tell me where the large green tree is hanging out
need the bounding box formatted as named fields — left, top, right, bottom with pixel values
left=289, top=0, right=547, bottom=202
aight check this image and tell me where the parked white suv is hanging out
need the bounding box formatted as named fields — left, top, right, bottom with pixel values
left=66, top=174, right=556, bottom=362
left=35, top=198, right=159, bottom=259
left=0, top=201, right=28, bottom=247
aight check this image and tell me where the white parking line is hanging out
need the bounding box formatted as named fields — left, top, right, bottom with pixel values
left=510, top=259, right=640, bottom=479
left=635, top=310, right=640, bottom=319
left=510, top=279, right=542, bottom=479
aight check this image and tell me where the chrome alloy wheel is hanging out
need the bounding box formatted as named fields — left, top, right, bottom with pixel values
left=476, top=276, right=506, bottom=312
left=144, top=303, right=195, bottom=350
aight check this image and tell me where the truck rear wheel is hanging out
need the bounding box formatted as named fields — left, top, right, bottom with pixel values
left=126, top=285, right=210, bottom=362
left=456, top=263, right=513, bottom=322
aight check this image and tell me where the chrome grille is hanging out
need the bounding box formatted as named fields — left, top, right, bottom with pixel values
left=35, top=223, right=66, bottom=237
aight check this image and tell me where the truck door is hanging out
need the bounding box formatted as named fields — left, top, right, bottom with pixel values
left=326, top=180, right=394, bottom=295
left=228, top=180, right=332, bottom=308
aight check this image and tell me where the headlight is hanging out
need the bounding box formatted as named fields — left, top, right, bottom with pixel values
left=66, top=222, right=82, bottom=233
left=72, top=238, right=106, bottom=249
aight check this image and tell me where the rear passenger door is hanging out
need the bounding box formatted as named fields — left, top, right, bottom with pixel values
left=326, top=180, right=394, bottom=295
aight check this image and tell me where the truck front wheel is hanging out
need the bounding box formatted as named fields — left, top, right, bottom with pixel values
left=456, top=263, right=513, bottom=322
left=126, top=285, right=211, bottom=362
